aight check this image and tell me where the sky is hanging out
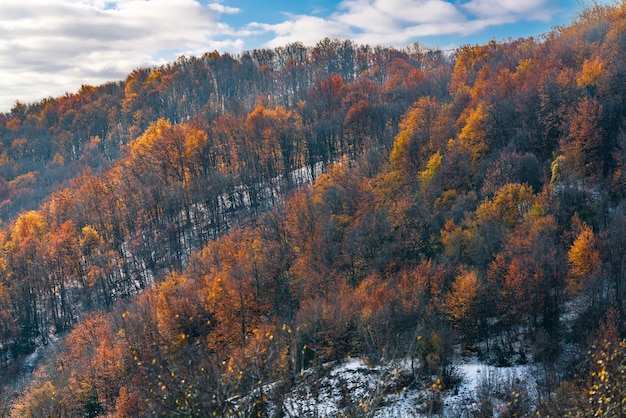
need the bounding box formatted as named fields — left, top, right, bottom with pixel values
left=0, top=0, right=595, bottom=113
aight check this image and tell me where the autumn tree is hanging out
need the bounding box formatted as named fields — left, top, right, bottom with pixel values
left=444, top=268, right=482, bottom=342
left=155, top=272, right=213, bottom=343
left=346, top=77, right=394, bottom=152
left=562, top=96, right=606, bottom=180
left=492, top=215, right=566, bottom=336
left=245, top=103, right=306, bottom=184
left=390, top=96, right=443, bottom=179
left=16, top=381, right=66, bottom=418
left=383, top=57, right=426, bottom=105
left=457, top=102, right=490, bottom=164
left=52, top=312, right=126, bottom=416
left=5, top=211, right=48, bottom=350
left=568, top=221, right=601, bottom=283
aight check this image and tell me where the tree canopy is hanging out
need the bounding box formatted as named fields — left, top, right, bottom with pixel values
left=3, top=3, right=626, bottom=416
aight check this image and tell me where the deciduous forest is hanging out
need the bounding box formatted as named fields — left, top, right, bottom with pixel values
left=1, top=2, right=626, bottom=416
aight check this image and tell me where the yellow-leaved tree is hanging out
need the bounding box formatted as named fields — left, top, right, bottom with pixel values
left=444, top=269, right=481, bottom=340
left=567, top=220, right=602, bottom=296
left=457, top=103, right=489, bottom=163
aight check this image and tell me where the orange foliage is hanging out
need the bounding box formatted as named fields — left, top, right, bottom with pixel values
left=390, top=96, right=441, bottom=175
left=444, top=268, right=480, bottom=326
left=567, top=221, right=601, bottom=295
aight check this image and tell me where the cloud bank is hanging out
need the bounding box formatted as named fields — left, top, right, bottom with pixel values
left=0, top=0, right=242, bottom=111
left=0, top=0, right=566, bottom=112
left=255, top=0, right=563, bottom=48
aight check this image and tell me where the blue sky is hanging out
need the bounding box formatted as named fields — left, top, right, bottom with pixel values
left=220, top=0, right=581, bottom=49
left=0, top=0, right=597, bottom=112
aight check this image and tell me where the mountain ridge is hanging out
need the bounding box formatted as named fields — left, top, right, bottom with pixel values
left=2, top=2, right=626, bottom=416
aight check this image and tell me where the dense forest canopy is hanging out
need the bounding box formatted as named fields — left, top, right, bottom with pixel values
left=2, top=2, right=626, bottom=416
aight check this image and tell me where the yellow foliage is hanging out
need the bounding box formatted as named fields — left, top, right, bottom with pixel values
left=52, top=153, right=65, bottom=166
left=12, top=210, right=46, bottom=240
left=184, top=127, right=208, bottom=161
left=18, top=381, right=63, bottom=418
left=550, top=155, right=566, bottom=184
left=458, top=103, right=489, bottom=162
left=156, top=273, right=189, bottom=340
left=444, top=269, right=479, bottom=324
left=450, top=44, right=491, bottom=93
left=476, top=183, right=534, bottom=229
left=81, top=225, right=103, bottom=254
left=9, top=171, right=38, bottom=189
left=514, top=58, right=533, bottom=78
left=568, top=223, right=601, bottom=292
left=470, top=65, right=491, bottom=99
left=577, top=57, right=605, bottom=88
left=389, top=128, right=413, bottom=172
left=418, top=152, right=442, bottom=189
left=146, top=70, right=163, bottom=85
left=128, top=118, right=171, bottom=158
left=441, top=219, right=476, bottom=265
left=584, top=339, right=626, bottom=417
left=390, top=96, right=440, bottom=174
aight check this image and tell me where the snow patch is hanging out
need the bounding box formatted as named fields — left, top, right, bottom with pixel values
left=273, top=356, right=538, bottom=417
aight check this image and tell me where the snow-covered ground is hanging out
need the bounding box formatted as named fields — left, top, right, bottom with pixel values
left=266, top=356, right=537, bottom=417
left=444, top=359, right=536, bottom=417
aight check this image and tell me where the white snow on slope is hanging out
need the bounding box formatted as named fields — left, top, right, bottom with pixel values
left=272, top=356, right=536, bottom=417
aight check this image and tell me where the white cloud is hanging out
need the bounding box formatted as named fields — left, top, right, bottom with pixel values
left=462, top=0, right=556, bottom=21
left=255, top=0, right=561, bottom=50
left=0, top=0, right=568, bottom=112
left=207, top=3, right=240, bottom=14
left=0, top=0, right=243, bottom=111
left=338, top=0, right=464, bottom=27
left=249, top=15, right=350, bottom=48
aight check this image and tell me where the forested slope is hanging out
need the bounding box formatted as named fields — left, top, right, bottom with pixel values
left=0, top=37, right=446, bottom=360
left=2, top=2, right=626, bottom=417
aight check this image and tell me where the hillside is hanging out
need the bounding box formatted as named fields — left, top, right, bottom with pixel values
left=2, top=2, right=626, bottom=417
